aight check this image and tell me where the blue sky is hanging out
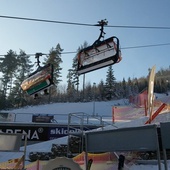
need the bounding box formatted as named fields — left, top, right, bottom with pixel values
left=0, top=0, right=170, bottom=88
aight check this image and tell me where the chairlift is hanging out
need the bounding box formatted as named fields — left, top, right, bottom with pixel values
left=21, top=53, right=54, bottom=95
left=77, top=19, right=122, bottom=75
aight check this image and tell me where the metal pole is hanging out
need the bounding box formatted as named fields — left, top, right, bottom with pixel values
left=67, top=114, right=71, bottom=157
left=85, top=134, right=88, bottom=170
left=93, top=83, right=96, bottom=116
left=163, top=149, right=168, bottom=170
left=83, top=74, right=85, bottom=99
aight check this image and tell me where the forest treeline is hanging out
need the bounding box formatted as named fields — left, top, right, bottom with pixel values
left=0, top=44, right=170, bottom=110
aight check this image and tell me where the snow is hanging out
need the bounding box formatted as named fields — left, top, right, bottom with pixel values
left=0, top=93, right=170, bottom=169
left=130, top=163, right=167, bottom=170
left=5, top=99, right=128, bottom=115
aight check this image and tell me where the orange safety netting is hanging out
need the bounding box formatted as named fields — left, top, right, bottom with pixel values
left=112, top=90, right=169, bottom=122
left=112, top=106, right=145, bottom=122
left=73, top=152, right=117, bottom=165
left=0, top=157, right=23, bottom=170
left=129, top=90, right=148, bottom=107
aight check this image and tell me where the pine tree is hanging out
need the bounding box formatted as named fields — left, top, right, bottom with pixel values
left=44, top=44, right=63, bottom=86
left=84, top=82, right=93, bottom=101
left=0, top=50, right=18, bottom=98
left=105, top=66, right=116, bottom=100
left=43, top=44, right=63, bottom=101
left=133, top=78, right=139, bottom=94
left=127, top=77, right=133, bottom=97
left=122, top=78, right=127, bottom=98
left=98, top=80, right=105, bottom=100
left=68, top=56, right=79, bottom=93
left=66, top=69, right=76, bottom=102
left=9, top=50, right=33, bottom=107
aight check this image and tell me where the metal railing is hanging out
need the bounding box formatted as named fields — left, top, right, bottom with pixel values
left=67, top=112, right=117, bottom=156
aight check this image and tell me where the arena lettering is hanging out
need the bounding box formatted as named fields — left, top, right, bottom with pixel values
left=0, top=129, right=40, bottom=140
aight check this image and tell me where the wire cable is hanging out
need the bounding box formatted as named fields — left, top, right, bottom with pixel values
left=1, top=15, right=170, bottom=30
left=0, top=15, right=96, bottom=27
left=0, top=42, right=170, bottom=57
left=121, top=43, right=170, bottom=49
left=106, top=25, right=170, bottom=30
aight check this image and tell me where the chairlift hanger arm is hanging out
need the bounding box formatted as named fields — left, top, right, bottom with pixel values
left=93, top=19, right=108, bottom=45
left=35, top=52, right=44, bottom=68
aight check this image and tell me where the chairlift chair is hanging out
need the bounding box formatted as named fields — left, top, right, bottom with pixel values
left=77, top=19, right=122, bottom=75
left=21, top=63, right=54, bottom=95
left=77, top=36, right=122, bottom=75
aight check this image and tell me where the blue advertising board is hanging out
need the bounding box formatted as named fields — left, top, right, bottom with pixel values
left=0, top=122, right=99, bottom=144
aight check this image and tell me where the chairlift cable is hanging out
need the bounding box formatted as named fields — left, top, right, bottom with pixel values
left=106, top=25, right=170, bottom=30
left=121, top=43, right=170, bottom=50
left=1, top=15, right=170, bottom=30
left=0, top=42, right=170, bottom=58
left=0, top=15, right=96, bottom=27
